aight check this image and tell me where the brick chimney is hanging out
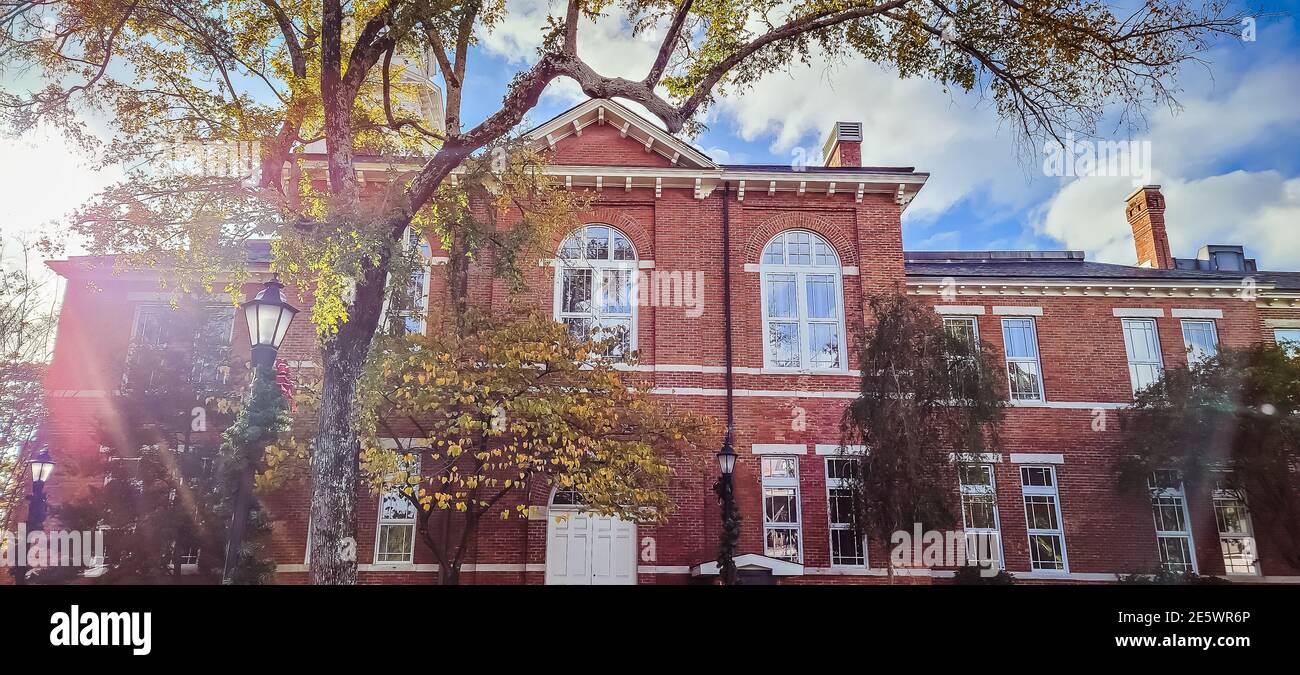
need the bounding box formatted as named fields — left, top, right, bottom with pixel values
left=1126, top=185, right=1174, bottom=269
left=823, top=122, right=863, bottom=168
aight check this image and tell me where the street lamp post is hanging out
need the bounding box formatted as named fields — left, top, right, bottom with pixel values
left=14, top=448, right=55, bottom=585
left=714, top=438, right=739, bottom=585
left=223, top=275, right=298, bottom=583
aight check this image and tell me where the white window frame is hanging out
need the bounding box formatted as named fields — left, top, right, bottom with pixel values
left=1180, top=319, right=1219, bottom=365
left=373, top=451, right=421, bottom=565
left=1121, top=318, right=1164, bottom=395
left=1020, top=465, right=1068, bottom=573
left=761, top=456, right=803, bottom=563
left=1000, top=317, right=1044, bottom=402
left=1213, top=487, right=1260, bottom=576
left=758, top=231, right=848, bottom=373
left=959, top=463, right=1003, bottom=569
left=825, top=456, right=865, bottom=567
left=1148, top=471, right=1197, bottom=574
left=552, top=224, right=639, bottom=358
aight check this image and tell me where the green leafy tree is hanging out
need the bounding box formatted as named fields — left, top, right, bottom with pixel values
left=1116, top=345, right=1300, bottom=570
left=1, top=0, right=1243, bottom=583
left=840, top=292, right=1006, bottom=580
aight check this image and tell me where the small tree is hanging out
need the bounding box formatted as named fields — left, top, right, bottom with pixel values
left=355, top=308, right=716, bottom=585
left=841, top=292, right=1006, bottom=580
left=1116, top=345, right=1300, bottom=569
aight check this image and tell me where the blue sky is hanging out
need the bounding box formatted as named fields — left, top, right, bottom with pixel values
left=4, top=1, right=1300, bottom=274
left=457, top=0, right=1300, bottom=270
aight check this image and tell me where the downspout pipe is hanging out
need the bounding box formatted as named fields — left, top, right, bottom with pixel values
left=721, top=182, right=735, bottom=445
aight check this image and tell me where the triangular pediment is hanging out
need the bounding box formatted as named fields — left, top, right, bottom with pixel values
left=525, top=98, right=716, bottom=170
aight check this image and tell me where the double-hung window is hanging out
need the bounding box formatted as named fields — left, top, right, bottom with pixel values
left=375, top=453, right=421, bottom=564
left=1274, top=328, right=1300, bottom=357
left=761, top=456, right=802, bottom=562
left=1148, top=470, right=1196, bottom=573
left=1001, top=318, right=1043, bottom=401
left=759, top=231, right=846, bottom=371
left=555, top=224, right=637, bottom=358
left=1122, top=318, right=1164, bottom=394
left=1021, top=466, right=1067, bottom=572
left=825, top=457, right=863, bottom=566
left=959, top=464, right=1002, bottom=568
left=1213, top=484, right=1259, bottom=575
left=1180, top=319, right=1218, bottom=365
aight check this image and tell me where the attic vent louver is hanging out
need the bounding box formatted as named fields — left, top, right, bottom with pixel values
left=835, top=122, right=863, bottom=142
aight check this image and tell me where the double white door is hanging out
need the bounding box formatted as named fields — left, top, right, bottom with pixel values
left=545, top=510, right=636, bottom=585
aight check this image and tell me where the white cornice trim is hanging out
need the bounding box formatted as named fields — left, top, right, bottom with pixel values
left=948, top=452, right=1003, bottom=463
left=910, top=277, right=1273, bottom=299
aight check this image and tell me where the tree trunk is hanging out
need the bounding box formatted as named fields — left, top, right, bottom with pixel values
left=309, top=259, right=391, bottom=584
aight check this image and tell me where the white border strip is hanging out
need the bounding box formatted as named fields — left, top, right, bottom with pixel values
left=1010, top=453, right=1065, bottom=464
left=1171, top=308, right=1223, bottom=319
left=934, top=305, right=986, bottom=315
left=992, top=306, right=1043, bottom=316
left=1113, top=307, right=1165, bottom=317
left=948, top=452, right=1003, bottom=463
left=751, top=443, right=808, bottom=455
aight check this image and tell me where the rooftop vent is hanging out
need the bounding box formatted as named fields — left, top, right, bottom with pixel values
left=823, top=122, right=864, bottom=168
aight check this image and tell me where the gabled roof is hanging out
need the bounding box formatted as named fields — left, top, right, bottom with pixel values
left=524, top=98, right=717, bottom=170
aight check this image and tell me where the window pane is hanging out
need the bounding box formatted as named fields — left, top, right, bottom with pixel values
left=1158, top=536, right=1193, bottom=572
left=786, top=231, right=811, bottom=265
left=1276, top=328, right=1300, bottom=356
left=1221, top=538, right=1257, bottom=574
left=765, top=528, right=800, bottom=561
left=960, top=464, right=993, bottom=488
left=1024, top=495, right=1059, bottom=530
left=813, top=240, right=837, bottom=267
left=1028, top=534, right=1065, bottom=570
left=966, top=532, right=1001, bottom=566
left=768, top=322, right=800, bottom=367
left=1130, top=363, right=1162, bottom=393
left=564, top=317, right=592, bottom=341
left=761, top=456, right=798, bottom=479
left=561, top=269, right=592, bottom=313
left=764, top=487, right=799, bottom=523
left=593, top=320, right=631, bottom=357
left=945, top=317, right=977, bottom=349
left=809, top=323, right=840, bottom=368
left=1152, top=497, right=1187, bottom=532
left=1181, top=320, right=1218, bottom=363
left=599, top=269, right=632, bottom=314
left=830, top=529, right=864, bottom=566
left=826, top=457, right=858, bottom=480
left=1007, top=361, right=1042, bottom=400
left=559, top=233, right=581, bottom=259
left=766, top=274, right=796, bottom=318
left=584, top=226, right=610, bottom=259
left=1021, top=467, right=1054, bottom=488
left=963, top=494, right=997, bottom=529
left=762, top=235, right=785, bottom=264
left=377, top=524, right=414, bottom=562
left=828, top=488, right=855, bottom=524
left=806, top=275, right=837, bottom=319
left=612, top=231, right=635, bottom=260
left=1123, top=319, right=1160, bottom=362
left=1002, top=319, right=1038, bottom=358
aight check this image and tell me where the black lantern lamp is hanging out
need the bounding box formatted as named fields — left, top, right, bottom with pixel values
left=716, top=441, right=737, bottom=476
left=241, top=274, right=299, bottom=369
left=30, top=448, right=55, bottom=489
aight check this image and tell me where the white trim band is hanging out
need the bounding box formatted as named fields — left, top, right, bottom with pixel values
left=1113, top=308, right=1165, bottom=317
left=751, top=443, right=808, bottom=455
left=992, top=306, right=1043, bottom=316
left=1171, top=308, right=1223, bottom=319
left=949, top=452, right=1003, bottom=463
left=934, top=305, right=986, bottom=315
left=1010, top=453, right=1065, bottom=464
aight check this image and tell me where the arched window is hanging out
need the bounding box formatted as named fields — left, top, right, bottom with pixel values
left=759, top=230, right=846, bottom=370
left=554, top=224, right=637, bottom=357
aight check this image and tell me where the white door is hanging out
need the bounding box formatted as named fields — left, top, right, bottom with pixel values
left=546, top=510, right=636, bottom=585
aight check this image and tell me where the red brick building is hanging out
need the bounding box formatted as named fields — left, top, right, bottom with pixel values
left=30, top=99, right=1300, bottom=584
